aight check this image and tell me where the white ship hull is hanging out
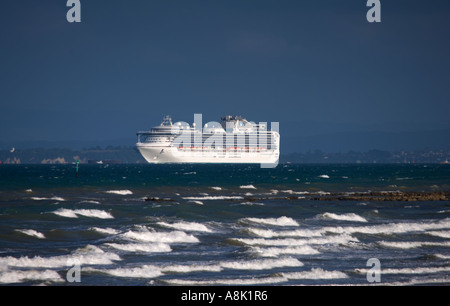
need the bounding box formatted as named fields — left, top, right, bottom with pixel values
left=137, top=144, right=279, bottom=164
left=136, top=115, right=280, bottom=167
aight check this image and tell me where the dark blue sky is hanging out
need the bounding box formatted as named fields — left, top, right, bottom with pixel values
left=1, top=0, right=449, bottom=152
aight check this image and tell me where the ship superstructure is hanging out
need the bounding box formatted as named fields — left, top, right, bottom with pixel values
left=136, top=115, right=279, bottom=166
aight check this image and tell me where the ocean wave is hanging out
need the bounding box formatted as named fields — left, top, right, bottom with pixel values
left=31, top=196, right=65, bottom=202
left=105, top=190, right=133, bottom=195
left=220, top=257, right=303, bottom=270
left=318, top=174, right=330, bottom=179
left=234, top=234, right=358, bottom=247
left=247, top=227, right=323, bottom=238
left=105, top=243, right=171, bottom=253
left=435, top=254, right=450, bottom=259
left=281, top=190, right=309, bottom=195
left=283, top=268, right=348, bottom=280
left=0, top=269, right=64, bottom=284
left=163, top=268, right=348, bottom=285
left=89, top=227, right=119, bottom=235
left=165, top=275, right=286, bottom=286
left=210, top=186, right=222, bottom=190
left=188, top=200, right=204, bottom=205
left=52, top=208, right=114, bottom=219
left=378, top=241, right=450, bottom=249
left=85, top=265, right=162, bottom=278
left=248, top=218, right=450, bottom=239
left=0, top=245, right=120, bottom=269
left=183, top=196, right=243, bottom=200
left=242, top=216, right=299, bottom=227
left=356, top=266, right=450, bottom=275
left=157, top=221, right=212, bottom=233
left=239, top=201, right=264, bottom=206
left=79, top=200, right=101, bottom=205
left=427, top=230, right=450, bottom=239
left=318, top=212, right=368, bottom=223
left=323, top=218, right=450, bottom=236
left=240, top=184, right=257, bottom=189
left=15, top=229, right=46, bottom=239
left=162, top=264, right=222, bottom=273
left=122, top=229, right=199, bottom=244
left=251, top=246, right=320, bottom=257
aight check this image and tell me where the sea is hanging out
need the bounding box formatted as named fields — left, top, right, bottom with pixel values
left=0, top=163, right=449, bottom=286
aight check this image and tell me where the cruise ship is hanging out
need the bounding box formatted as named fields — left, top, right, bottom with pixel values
left=136, top=115, right=279, bottom=166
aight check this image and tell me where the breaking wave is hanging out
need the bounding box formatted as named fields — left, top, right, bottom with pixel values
left=164, top=268, right=347, bottom=285
left=122, top=229, right=199, bottom=244
left=15, top=229, right=46, bottom=239
left=0, top=245, right=120, bottom=269
left=318, top=212, right=368, bottom=223
left=0, top=269, right=63, bottom=284
left=105, top=190, right=133, bottom=195
left=85, top=265, right=162, bottom=279
left=240, top=185, right=257, bottom=189
left=52, top=208, right=114, bottom=219
left=242, top=216, right=299, bottom=227
left=157, top=221, right=212, bottom=233
left=249, top=218, right=450, bottom=238
left=183, top=196, right=243, bottom=200
left=105, top=243, right=172, bottom=253
left=31, top=196, right=65, bottom=202
left=89, top=227, right=119, bottom=235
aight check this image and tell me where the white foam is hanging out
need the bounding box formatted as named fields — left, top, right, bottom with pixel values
left=435, top=254, right=450, bottom=259
left=105, top=243, right=171, bottom=253
left=252, top=218, right=450, bottom=239
left=283, top=268, right=348, bottom=280
left=234, top=234, right=358, bottom=247
left=122, top=229, right=199, bottom=243
left=15, top=229, right=46, bottom=239
left=248, top=227, right=323, bottom=238
left=52, top=208, right=78, bottom=218
left=165, top=275, right=286, bottom=286
left=188, top=200, right=204, bottom=205
left=157, top=221, right=212, bottom=233
left=183, top=196, right=243, bottom=200
left=210, top=186, right=222, bottom=190
left=427, top=230, right=450, bottom=238
left=318, top=213, right=368, bottom=223
left=323, top=218, right=450, bottom=236
left=89, top=227, right=119, bottom=235
left=79, top=200, right=101, bottom=204
left=0, top=269, right=64, bottom=284
left=31, top=196, right=65, bottom=202
left=0, top=246, right=121, bottom=268
left=318, top=174, right=330, bottom=179
left=252, top=246, right=320, bottom=257
left=242, top=216, right=299, bottom=227
left=248, top=218, right=450, bottom=238
left=105, top=190, right=133, bottom=195
left=86, top=265, right=162, bottom=278
left=240, top=184, right=257, bottom=189
left=220, top=257, right=303, bottom=270
left=162, top=264, right=222, bottom=273
left=378, top=241, right=450, bottom=249
left=281, top=190, right=309, bottom=195
left=52, top=208, right=113, bottom=219
left=356, top=266, right=450, bottom=275
left=239, top=201, right=264, bottom=206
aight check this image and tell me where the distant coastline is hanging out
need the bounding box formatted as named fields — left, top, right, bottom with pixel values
left=0, top=146, right=449, bottom=164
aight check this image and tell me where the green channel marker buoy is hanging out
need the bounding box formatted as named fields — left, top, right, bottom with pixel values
left=76, top=160, right=79, bottom=177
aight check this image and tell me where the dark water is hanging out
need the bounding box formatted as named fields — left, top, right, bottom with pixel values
left=0, top=164, right=449, bottom=285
